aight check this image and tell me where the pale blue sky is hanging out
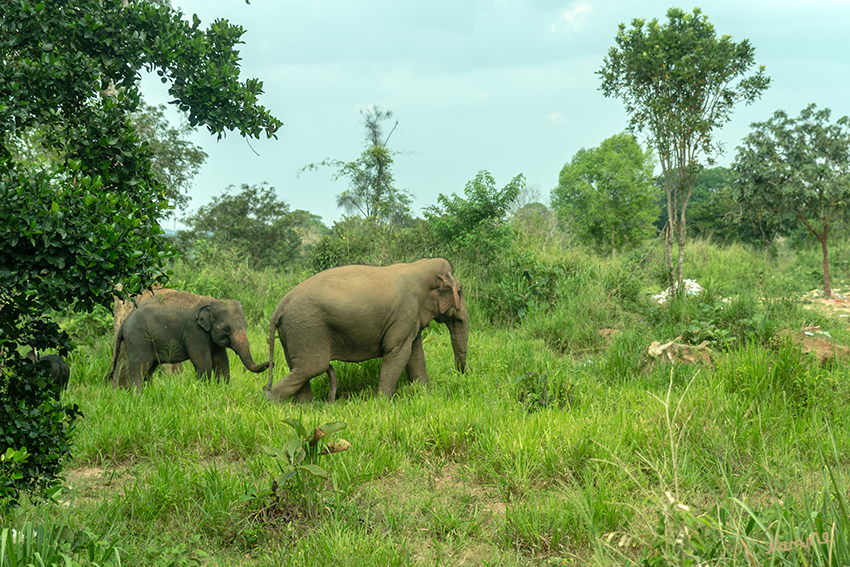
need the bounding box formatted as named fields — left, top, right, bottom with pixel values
left=142, top=0, right=850, bottom=228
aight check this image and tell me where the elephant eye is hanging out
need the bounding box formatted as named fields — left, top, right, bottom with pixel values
left=223, top=326, right=231, bottom=334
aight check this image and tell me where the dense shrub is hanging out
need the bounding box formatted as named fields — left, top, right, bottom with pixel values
left=0, top=325, right=81, bottom=506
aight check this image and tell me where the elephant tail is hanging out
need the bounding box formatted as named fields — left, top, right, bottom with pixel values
left=266, top=313, right=278, bottom=391
left=106, top=317, right=126, bottom=383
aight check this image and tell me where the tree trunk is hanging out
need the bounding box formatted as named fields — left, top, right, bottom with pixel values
left=611, top=225, right=616, bottom=258
left=676, top=206, right=687, bottom=292
left=822, top=216, right=831, bottom=298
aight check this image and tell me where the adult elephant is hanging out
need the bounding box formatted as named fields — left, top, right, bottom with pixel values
left=109, top=287, right=183, bottom=387
left=265, top=257, right=468, bottom=403
left=108, top=289, right=269, bottom=393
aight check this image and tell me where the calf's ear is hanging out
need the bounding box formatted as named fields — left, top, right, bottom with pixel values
left=197, top=305, right=213, bottom=331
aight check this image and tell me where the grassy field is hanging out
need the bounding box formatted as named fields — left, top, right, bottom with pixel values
left=5, top=237, right=850, bottom=566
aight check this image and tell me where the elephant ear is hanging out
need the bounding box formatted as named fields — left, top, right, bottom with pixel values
left=436, top=275, right=461, bottom=314
left=197, top=305, right=213, bottom=331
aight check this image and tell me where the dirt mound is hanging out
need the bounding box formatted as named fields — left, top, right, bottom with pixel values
left=777, top=326, right=850, bottom=366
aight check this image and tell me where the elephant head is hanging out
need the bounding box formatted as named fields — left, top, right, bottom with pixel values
left=433, top=270, right=469, bottom=374
left=197, top=300, right=269, bottom=373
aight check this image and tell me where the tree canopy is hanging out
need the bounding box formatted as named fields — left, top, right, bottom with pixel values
left=732, top=104, right=850, bottom=296
left=179, top=183, right=309, bottom=269
left=0, top=0, right=280, bottom=503
left=132, top=101, right=208, bottom=215
left=598, top=7, right=769, bottom=288
left=551, top=133, right=658, bottom=255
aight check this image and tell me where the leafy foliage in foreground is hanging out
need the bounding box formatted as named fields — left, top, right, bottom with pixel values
left=0, top=0, right=280, bottom=504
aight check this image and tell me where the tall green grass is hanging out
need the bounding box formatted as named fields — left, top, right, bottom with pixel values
left=5, top=237, right=850, bottom=566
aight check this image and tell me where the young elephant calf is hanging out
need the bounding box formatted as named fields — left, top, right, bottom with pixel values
left=26, top=350, right=71, bottom=390
left=108, top=289, right=270, bottom=393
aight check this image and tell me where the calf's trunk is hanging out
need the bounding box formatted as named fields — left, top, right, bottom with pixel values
left=232, top=331, right=269, bottom=373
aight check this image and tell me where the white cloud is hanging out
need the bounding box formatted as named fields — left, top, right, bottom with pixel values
left=550, top=1, right=592, bottom=33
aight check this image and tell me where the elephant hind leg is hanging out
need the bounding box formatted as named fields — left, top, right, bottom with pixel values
left=265, top=356, right=328, bottom=403
left=326, top=365, right=338, bottom=403
left=129, top=358, right=159, bottom=394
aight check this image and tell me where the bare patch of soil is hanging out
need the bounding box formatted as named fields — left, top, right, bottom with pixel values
left=64, top=466, right=127, bottom=505
left=435, top=462, right=505, bottom=516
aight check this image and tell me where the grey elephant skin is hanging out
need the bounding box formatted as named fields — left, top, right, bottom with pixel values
left=108, top=287, right=184, bottom=387
left=26, top=350, right=70, bottom=390
left=265, top=257, right=469, bottom=403
left=108, top=289, right=270, bottom=393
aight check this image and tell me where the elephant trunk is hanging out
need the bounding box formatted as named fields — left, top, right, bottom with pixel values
left=232, top=331, right=269, bottom=373
left=448, top=315, right=469, bottom=373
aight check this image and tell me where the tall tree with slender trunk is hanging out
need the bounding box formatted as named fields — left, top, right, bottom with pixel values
left=598, top=7, right=769, bottom=290
left=301, top=106, right=412, bottom=226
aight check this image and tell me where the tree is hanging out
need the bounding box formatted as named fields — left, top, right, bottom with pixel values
left=598, top=7, right=769, bottom=289
left=0, top=0, right=280, bottom=504
left=425, top=170, right=524, bottom=266
left=732, top=104, right=850, bottom=296
left=5, top=98, right=208, bottom=216
left=551, top=133, right=658, bottom=255
left=132, top=101, right=208, bottom=215
left=302, top=106, right=412, bottom=225
left=179, top=183, right=304, bottom=269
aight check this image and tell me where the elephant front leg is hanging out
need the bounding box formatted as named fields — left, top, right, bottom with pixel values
left=378, top=338, right=414, bottom=398
left=211, top=346, right=231, bottom=383
left=186, top=344, right=214, bottom=381
left=405, top=333, right=429, bottom=386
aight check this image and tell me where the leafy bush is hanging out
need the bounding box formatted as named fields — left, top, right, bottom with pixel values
left=253, top=419, right=350, bottom=520
left=53, top=305, right=112, bottom=347
left=311, top=217, right=384, bottom=272
left=513, top=371, right=575, bottom=412
left=0, top=336, right=81, bottom=508
left=177, top=183, right=312, bottom=270
left=497, top=255, right=566, bottom=320
left=425, top=170, right=523, bottom=267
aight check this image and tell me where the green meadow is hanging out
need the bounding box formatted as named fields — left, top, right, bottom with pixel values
left=6, top=237, right=850, bottom=567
